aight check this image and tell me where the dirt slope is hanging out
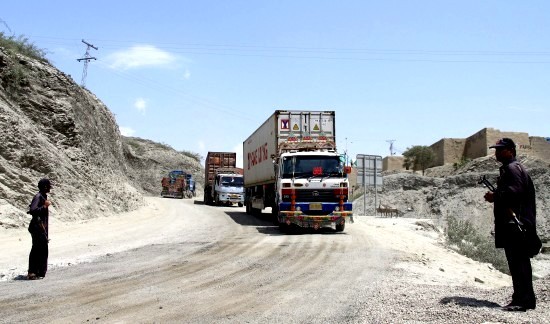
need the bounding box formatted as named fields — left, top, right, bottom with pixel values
left=0, top=46, right=201, bottom=229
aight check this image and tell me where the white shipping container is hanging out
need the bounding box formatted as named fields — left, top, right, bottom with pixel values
left=243, top=110, right=336, bottom=187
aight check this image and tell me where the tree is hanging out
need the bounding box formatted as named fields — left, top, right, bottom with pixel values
left=402, top=145, right=436, bottom=175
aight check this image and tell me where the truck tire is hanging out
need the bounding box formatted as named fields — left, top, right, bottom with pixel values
left=238, top=202, right=243, bottom=207
left=335, top=222, right=345, bottom=232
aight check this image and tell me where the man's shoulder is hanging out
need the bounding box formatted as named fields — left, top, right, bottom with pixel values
left=502, top=160, right=531, bottom=182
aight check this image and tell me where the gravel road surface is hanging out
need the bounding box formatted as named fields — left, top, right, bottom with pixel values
left=1, top=197, right=549, bottom=323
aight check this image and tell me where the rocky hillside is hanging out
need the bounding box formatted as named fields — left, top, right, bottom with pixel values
left=355, top=154, right=550, bottom=241
left=122, top=137, right=204, bottom=195
left=0, top=46, right=202, bottom=229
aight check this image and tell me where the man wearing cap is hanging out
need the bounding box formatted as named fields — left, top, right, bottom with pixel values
left=27, top=178, right=52, bottom=280
left=484, top=138, right=537, bottom=311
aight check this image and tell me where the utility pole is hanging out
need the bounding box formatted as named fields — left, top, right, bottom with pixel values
left=77, top=39, right=98, bottom=87
left=386, top=139, right=396, bottom=156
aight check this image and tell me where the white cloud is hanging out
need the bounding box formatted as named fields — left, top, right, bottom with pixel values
left=106, top=45, right=177, bottom=70
left=198, top=140, right=206, bottom=151
left=183, top=69, right=191, bottom=80
left=198, top=140, right=206, bottom=164
left=134, top=98, right=147, bottom=115
left=119, top=126, right=136, bottom=137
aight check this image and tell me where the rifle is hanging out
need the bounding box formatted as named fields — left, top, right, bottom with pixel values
left=478, top=175, right=524, bottom=232
left=478, top=175, right=496, bottom=192
left=38, top=218, right=49, bottom=242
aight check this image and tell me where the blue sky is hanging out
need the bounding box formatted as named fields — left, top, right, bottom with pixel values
left=3, top=1, right=549, bottom=167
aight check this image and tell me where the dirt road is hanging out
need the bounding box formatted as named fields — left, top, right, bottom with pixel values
left=2, top=197, right=548, bottom=323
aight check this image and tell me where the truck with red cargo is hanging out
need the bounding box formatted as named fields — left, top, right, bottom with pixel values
left=161, top=170, right=188, bottom=199
left=203, top=152, right=245, bottom=206
left=243, top=110, right=352, bottom=232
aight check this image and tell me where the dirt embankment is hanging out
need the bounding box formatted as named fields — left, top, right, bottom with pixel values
left=0, top=46, right=202, bottom=229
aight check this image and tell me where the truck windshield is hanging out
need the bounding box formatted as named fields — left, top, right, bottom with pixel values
left=221, top=176, right=244, bottom=187
left=281, top=156, right=342, bottom=178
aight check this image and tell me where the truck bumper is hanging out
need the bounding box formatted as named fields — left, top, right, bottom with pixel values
left=278, top=202, right=353, bottom=229
left=218, top=194, right=245, bottom=203
left=161, top=190, right=183, bottom=198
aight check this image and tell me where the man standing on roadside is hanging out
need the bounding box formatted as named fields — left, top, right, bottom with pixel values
left=27, top=178, right=52, bottom=280
left=484, top=138, right=537, bottom=311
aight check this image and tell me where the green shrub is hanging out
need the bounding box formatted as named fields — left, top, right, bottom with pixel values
left=453, top=156, right=471, bottom=171
left=2, top=62, right=26, bottom=96
left=0, top=32, right=48, bottom=62
left=446, top=215, right=509, bottom=274
left=181, top=150, right=201, bottom=162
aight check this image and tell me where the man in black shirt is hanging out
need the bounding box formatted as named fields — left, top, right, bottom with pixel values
left=27, top=178, right=52, bottom=280
left=484, top=138, right=537, bottom=311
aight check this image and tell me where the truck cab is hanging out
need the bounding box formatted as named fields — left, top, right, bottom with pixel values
left=213, top=171, right=245, bottom=206
left=276, top=151, right=352, bottom=231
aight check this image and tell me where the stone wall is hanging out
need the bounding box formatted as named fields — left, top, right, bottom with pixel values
left=429, top=128, right=538, bottom=167
left=530, top=136, right=550, bottom=162
left=382, top=128, right=549, bottom=171
left=383, top=156, right=404, bottom=171
left=430, top=138, right=466, bottom=166
left=461, top=128, right=530, bottom=160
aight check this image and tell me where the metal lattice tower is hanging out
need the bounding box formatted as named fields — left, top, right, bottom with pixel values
left=386, top=139, right=396, bottom=156
left=77, top=39, right=98, bottom=87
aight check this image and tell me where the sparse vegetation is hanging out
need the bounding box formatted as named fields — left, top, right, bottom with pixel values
left=453, top=156, right=471, bottom=171
left=0, top=32, right=48, bottom=62
left=0, top=32, right=49, bottom=98
left=402, top=145, right=436, bottom=175
left=445, top=215, right=509, bottom=274
left=181, top=150, right=201, bottom=162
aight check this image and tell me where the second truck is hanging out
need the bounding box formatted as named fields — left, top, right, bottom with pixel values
left=243, top=110, right=353, bottom=232
left=204, top=152, right=245, bottom=206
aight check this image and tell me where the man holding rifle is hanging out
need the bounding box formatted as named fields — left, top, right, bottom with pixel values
left=27, top=178, right=52, bottom=280
left=483, top=138, right=537, bottom=312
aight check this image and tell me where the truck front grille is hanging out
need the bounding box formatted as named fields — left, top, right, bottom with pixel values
left=281, top=189, right=347, bottom=203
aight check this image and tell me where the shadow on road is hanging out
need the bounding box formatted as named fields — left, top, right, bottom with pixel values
left=225, top=211, right=274, bottom=227
left=440, top=296, right=501, bottom=308
left=224, top=211, right=347, bottom=236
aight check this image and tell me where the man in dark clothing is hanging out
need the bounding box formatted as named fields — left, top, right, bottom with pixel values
left=27, top=178, right=52, bottom=280
left=484, top=138, right=537, bottom=312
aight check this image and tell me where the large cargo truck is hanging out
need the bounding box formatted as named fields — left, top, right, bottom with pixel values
left=161, top=170, right=188, bottom=199
left=204, top=152, right=245, bottom=206
left=243, top=110, right=352, bottom=232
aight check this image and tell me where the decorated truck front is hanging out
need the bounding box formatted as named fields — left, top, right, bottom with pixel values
left=244, top=110, right=352, bottom=232
left=277, top=151, right=352, bottom=232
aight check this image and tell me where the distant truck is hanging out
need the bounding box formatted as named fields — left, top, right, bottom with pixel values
left=184, top=172, right=196, bottom=197
left=243, top=110, right=352, bottom=232
left=204, top=152, right=245, bottom=206
left=161, top=170, right=195, bottom=199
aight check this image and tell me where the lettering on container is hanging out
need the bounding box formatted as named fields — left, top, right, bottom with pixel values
left=281, top=119, right=290, bottom=130
left=247, top=142, right=269, bottom=170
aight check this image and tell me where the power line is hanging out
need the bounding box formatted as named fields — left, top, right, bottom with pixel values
left=31, top=35, right=550, bottom=64
left=77, top=39, right=98, bottom=87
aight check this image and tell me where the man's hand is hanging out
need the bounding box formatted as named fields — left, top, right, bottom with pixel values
left=484, top=191, right=494, bottom=203
left=44, top=200, right=51, bottom=207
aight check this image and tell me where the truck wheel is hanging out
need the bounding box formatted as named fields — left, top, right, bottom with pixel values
left=238, top=203, right=243, bottom=207
left=278, top=222, right=289, bottom=233
left=335, top=222, right=345, bottom=232
left=246, top=202, right=251, bottom=215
